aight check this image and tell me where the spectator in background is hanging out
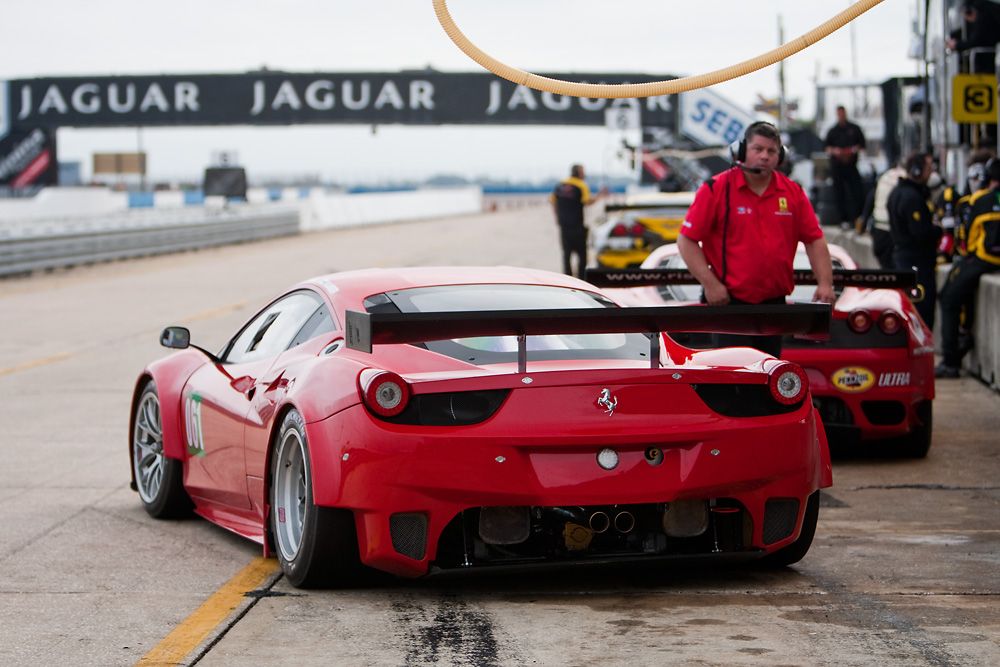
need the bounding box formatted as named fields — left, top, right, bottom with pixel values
left=862, top=161, right=905, bottom=269
left=824, top=106, right=867, bottom=229
left=887, top=152, right=942, bottom=329
left=938, top=152, right=992, bottom=263
left=936, top=157, right=1000, bottom=378
left=947, top=0, right=1000, bottom=72
left=550, top=164, right=607, bottom=278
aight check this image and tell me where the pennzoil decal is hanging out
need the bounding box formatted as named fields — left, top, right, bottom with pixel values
left=831, top=367, right=875, bottom=393
left=185, top=392, right=206, bottom=457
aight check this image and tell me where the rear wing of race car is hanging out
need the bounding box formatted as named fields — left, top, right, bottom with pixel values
left=585, top=267, right=918, bottom=292
left=345, top=304, right=830, bottom=372
left=604, top=204, right=687, bottom=213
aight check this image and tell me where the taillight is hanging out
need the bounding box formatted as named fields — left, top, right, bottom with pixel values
left=878, top=310, right=902, bottom=335
left=611, top=223, right=628, bottom=236
left=768, top=362, right=808, bottom=405
left=359, top=369, right=410, bottom=417
left=630, top=222, right=645, bottom=236
left=847, top=309, right=873, bottom=333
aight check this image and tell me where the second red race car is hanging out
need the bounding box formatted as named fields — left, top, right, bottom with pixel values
left=590, top=243, right=935, bottom=458
left=130, top=266, right=832, bottom=587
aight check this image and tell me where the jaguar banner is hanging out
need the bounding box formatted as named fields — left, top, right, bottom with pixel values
left=5, top=71, right=677, bottom=129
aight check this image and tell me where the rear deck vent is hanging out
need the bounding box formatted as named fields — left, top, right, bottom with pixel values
left=763, top=498, right=800, bottom=545
left=390, top=513, right=428, bottom=560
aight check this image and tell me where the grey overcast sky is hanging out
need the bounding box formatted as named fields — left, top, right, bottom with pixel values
left=2, top=1, right=920, bottom=184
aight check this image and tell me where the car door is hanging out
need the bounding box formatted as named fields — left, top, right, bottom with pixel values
left=244, top=298, right=337, bottom=484
left=182, top=291, right=324, bottom=509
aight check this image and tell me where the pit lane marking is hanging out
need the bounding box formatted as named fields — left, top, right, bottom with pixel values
left=136, top=557, right=280, bottom=666
left=0, top=352, right=72, bottom=378
left=0, top=300, right=248, bottom=378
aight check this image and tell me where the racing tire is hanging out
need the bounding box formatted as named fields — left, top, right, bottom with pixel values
left=132, top=381, right=192, bottom=518
left=900, top=400, right=933, bottom=459
left=758, top=491, right=820, bottom=568
left=270, top=409, right=364, bottom=588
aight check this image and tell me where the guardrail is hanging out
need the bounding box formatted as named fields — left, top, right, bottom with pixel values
left=0, top=206, right=299, bottom=277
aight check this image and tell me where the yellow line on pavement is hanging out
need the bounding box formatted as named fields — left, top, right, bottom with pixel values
left=185, top=300, right=250, bottom=323
left=0, top=300, right=248, bottom=379
left=136, top=557, right=280, bottom=666
left=0, top=352, right=72, bottom=378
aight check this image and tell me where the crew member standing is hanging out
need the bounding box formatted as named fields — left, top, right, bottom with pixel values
left=551, top=164, right=606, bottom=278
left=887, top=152, right=942, bottom=329
left=865, top=162, right=906, bottom=268
left=678, top=121, right=835, bottom=358
left=824, top=105, right=867, bottom=228
left=936, top=158, right=1000, bottom=378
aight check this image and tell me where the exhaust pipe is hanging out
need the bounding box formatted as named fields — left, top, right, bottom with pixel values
left=589, top=511, right=611, bottom=533
left=614, top=511, right=636, bottom=534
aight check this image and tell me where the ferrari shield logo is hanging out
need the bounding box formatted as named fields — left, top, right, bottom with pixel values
left=831, top=367, right=875, bottom=393
left=596, top=388, right=618, bottom=416
left=778, top=197, right=788, bottom=213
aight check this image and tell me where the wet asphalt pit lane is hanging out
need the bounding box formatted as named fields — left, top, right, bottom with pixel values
left=820, top=490, right=849, bottom=508
left=392, top=594, right=517, bottom=667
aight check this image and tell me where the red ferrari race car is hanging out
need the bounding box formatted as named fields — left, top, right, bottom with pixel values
left=130, top=267, right=832, bottom=588
left=589, top=242, right=935, bottom=458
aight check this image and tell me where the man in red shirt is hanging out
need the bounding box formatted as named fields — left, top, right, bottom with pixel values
left=678, top=121, right=835, bottom=357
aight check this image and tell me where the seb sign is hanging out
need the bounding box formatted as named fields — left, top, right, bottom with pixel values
left=679, top=88, right=755, bottom=147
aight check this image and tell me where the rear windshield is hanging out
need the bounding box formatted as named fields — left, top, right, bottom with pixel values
left=364, top=284, right=652, bottom=365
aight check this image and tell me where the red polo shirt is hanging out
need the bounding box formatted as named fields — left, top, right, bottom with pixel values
left=680, top=168, right=823, bottom=303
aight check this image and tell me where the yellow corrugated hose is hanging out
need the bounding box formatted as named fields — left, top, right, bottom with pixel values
left=432, top=0, right=887, bottom=98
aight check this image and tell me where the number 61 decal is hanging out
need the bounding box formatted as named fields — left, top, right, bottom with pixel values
left=185, top=392, right=206, bottom=457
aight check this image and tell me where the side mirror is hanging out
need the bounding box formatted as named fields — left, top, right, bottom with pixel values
left=160, top=326, right=191, bottom=349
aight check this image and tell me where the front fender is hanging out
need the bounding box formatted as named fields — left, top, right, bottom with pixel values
left=128, top=350, right=209, bottom=479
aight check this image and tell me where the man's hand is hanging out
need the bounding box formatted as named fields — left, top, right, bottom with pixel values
left=812, top=284, right=836, bottom=304
left=704, top=281, right=731, bottom=306
left=677, top=235, right=730, bottom=305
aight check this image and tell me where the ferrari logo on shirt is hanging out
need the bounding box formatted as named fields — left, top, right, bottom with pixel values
left=912, top=211, right=921, bottom=221
left=778, top=197, right=788, bottom=212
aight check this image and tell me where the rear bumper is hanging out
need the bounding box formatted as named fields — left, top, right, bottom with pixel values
left=306, top=401, right=829, bottom=577
left=785, top=347, right=934, bottom=441
left=596, top=248, right=650, bottom=269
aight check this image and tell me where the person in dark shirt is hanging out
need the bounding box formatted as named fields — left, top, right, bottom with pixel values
left=887, top=152, right=942, bottom=329
left=550, top=164, right=606, bottom=278
left=824, top=105, right=867, bottom=228
left=947, top=0, right=1000, bottom=72
left=936, top=158, right=1000, bottom=378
